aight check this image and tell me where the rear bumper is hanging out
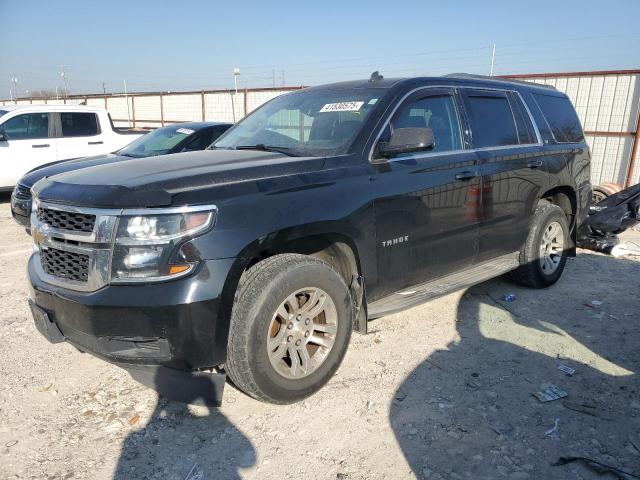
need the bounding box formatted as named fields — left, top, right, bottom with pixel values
left=27, top=255, right=236, bottom=371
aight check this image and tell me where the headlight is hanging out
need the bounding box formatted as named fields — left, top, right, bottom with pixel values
left=111, top=208, right=215, bottom=282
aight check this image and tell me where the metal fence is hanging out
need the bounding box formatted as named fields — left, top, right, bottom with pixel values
left=2, top=69, right=640, bottom=186
left=0, top=86, right=304, bottom=128
left=502, top=70, right=640, bottom=187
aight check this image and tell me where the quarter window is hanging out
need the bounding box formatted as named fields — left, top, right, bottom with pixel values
left=60, top=112, right=100, bottom=137
left=465, top=94, right=518, bottom=148
left=533, top=93, right=584, bottom=143
left=391, top=95, right=462, bottom=153
left=1, top=113, right=49, bottom=140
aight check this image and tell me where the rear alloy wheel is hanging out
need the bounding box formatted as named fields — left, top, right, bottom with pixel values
left=539, top=221, right=565, bottom=275
left=507, top=202, right=570, bottom=288
left=226, top=254, right=352, bottom=404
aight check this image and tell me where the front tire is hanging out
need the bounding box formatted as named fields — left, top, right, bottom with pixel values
left=507, top=202, right=570, bottom=288
left=226, top=254, right=353, bottom=404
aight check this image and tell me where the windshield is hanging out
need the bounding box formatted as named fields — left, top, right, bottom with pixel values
left=214, top=88, right=384, bottom=156
left=118, top=125, right=195, bottom=158
left=0, top=110, right=7, bottom=118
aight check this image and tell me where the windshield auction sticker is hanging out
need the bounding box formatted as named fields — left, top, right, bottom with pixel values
left=319, top=101, right=364, bottom=112
left=176, top=128, right=195, bottom=135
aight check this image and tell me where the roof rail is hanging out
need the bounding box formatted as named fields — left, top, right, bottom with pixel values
left=442, top=73, right=556, bottom=89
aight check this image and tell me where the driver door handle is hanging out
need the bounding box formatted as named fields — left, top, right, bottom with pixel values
left=88, top=141, right=103, bottom=145
left=455, top=171, right=478, bottom=181
left=32, top=144, right=50, bottom=148
left=527, top=159, right=543, bottom=169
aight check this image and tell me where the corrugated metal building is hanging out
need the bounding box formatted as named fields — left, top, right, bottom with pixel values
left=503, top=70, right=640, bottom=186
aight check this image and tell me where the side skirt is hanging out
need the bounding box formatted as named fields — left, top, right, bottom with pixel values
left=367, top=252, right=520, bottom=319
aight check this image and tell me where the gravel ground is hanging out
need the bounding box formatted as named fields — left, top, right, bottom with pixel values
left=0, top=196, right=638, bottom=480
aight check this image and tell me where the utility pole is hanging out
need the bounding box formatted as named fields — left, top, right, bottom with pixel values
left=232, top=68, right=240, bottom=122
left=272, top=69, right=275, bottom=88
left=489, top=44, right=496, bottom=77
left=55, top=86, right=59, bottom=100
left=281, top=70, right=285, bottom=87
left=60, top=65, right=69, bottom=98
left=102, top=81, right=106, bottom=95
left=123, top=80, right=131, bottom=127
left=10, top=75, right=18, bottom=99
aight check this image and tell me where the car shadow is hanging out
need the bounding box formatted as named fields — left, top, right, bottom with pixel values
left=389, top=253, right=639, bottom=479
left=114, top=371, right=256, bottom=479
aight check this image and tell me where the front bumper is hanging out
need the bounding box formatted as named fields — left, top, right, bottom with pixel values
left=28, top=255, right=236, bottom=371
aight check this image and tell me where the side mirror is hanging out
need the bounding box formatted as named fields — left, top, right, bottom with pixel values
left=377, top=127, right=435, bottom=158
left=0, top=131, right=6, bottom=142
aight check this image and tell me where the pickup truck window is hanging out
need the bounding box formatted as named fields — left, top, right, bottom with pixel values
left=465, top=94, right=519, bottom=148
left=60, top=112, right=100, bottom=137
left=533, top=93, right=584, bottom=143
left=392, top=95, right=462, bottom=153
left=1, top=113, right=49, bottom=140
left=214, top=89, right=383, bottom=156
left=118, top=125, right=191, bottom=158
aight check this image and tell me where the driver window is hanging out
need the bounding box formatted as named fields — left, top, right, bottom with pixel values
left=391, top=95, right=462, bottom=153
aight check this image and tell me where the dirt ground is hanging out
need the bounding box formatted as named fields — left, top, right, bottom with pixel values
left=0, top=196, right=638, bottom=480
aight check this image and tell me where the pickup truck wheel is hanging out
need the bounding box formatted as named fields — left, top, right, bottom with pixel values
left=226, top=254, right=352, bottom=404
left=506, top=202, right=570, bottom=288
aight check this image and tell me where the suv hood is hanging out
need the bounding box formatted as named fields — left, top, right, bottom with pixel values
left=21, top=153, right=121, bottom=188
left=33, top=149, right=326, bottom=208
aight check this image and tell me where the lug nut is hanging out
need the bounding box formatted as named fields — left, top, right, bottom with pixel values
left=297, top=314, right=302, bottom=321
left=305, top=318, right=310, bottom=325
left=304, top=331, right=310, bottom=338
left=295, top=339, right=301, bottom=346
left=287, top=323, right=294, bottom=329
left=287, top=335, right=293, bottom=342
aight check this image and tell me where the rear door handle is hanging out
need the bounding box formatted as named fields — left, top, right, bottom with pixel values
left=527, top=159, right=543, bottom=169
left=454, top=171, right=478, bottom=181
left=88, top=141, right=103, bottom=145
left=32, top=144, right=50, bottom=148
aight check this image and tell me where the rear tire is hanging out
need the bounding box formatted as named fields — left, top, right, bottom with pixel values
left=507, top=202, right=570, bottom=288
left=226, top=254, right=353, bottom=404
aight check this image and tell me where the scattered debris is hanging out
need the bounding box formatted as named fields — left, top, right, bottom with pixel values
left=489, top=420, right=514, bottom=436
left=557, top=364, right=575, bottom=376
left=578, top=183, right=640, bottom=254
left=552, top=456, right=640, bottom=479
left=128, top=414, right=140, bottom=426
left=545, top=418, right=560, bottom=436
left=184, top=463, right=205, bottom=480
left=533, top=384, right=568, bottom=402
left=502, top=293, right=517, bottom=302
left=336, top=474, right=348, bottom=480
left=562, top=401, right=601, bottom=418
left=5, top=440, right=18, bottom=448
left=395, top=392, right=407, bottom=402
left=590, top=300, right=603, bottom=306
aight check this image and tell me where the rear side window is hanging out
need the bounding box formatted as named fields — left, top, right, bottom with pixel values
left=533, top=94, right=584, bottom=143
left=60, top=112, right=100, bottom=137
left=1, top=113, right=49, bottom=140
left=465, top=94, right=518, bottom=148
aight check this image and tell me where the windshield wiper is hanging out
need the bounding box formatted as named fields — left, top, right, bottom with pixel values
left=234, top=144, right=299, bottom=157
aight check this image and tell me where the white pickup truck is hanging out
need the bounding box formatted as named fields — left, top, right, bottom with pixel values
left=0, top=104, right=143, bottom=189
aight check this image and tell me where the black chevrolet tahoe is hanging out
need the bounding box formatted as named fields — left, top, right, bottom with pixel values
left=27, top=74, right=591, bottom=405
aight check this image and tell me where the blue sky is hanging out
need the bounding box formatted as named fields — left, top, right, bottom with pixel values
left=1, top=0, right=639, bottom=96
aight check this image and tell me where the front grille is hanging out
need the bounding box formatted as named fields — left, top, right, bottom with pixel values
left=40, top=247, right=89, bottom=282
left=37, top=207, right=95, bottom=233
left=14, top=184, right=31, bottom=201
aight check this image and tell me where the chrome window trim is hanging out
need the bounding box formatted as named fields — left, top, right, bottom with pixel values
left=30, top=199, right=218, bottom=292
left=368, top=85, right=543, bottom=164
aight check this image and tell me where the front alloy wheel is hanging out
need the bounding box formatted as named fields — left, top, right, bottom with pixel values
left=226, top=254, right=352, bottom=404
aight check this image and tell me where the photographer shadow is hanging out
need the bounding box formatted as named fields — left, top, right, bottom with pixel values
left=389, top=253, right=639, bottom=479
